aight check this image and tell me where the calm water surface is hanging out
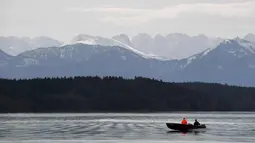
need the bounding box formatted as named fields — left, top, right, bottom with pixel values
left=0, top=112, right=254, bottom=143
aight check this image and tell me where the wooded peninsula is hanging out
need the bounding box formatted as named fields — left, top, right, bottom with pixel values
left=0, top=76, right=255, bottom=113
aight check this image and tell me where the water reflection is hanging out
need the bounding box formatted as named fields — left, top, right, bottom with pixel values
left=167, top=130, right=206, bottom=135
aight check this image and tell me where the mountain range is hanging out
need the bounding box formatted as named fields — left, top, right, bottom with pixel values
left=2, top=33, right=255, bottom=59
left=0, top=36, right=63, bottom=56
left=63, top=33, right=224, bottom=59
left=1, top=33, right=255, bottom=87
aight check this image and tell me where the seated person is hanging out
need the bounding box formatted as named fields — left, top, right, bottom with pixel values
left=181, top=118, right=187, bottom=125
left=194, top=119, right=200, bottom=126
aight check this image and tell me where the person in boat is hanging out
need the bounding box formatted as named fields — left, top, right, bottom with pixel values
left=181, top=118, right=187, bottom=125
left=194, top=119, right=200, bottom=126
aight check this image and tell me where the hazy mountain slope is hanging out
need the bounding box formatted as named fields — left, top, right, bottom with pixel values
left=244, top=33, right=255, bottom=43
left=131, top=33, right=223, bottom=59
left=0, top=36, right=63, bottom=56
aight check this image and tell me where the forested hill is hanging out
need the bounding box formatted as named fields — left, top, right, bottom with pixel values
left=0, top=76, right=255, bottom=113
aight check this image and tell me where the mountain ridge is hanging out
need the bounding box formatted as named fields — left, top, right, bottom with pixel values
left=1, top=37, right=255, bottom=87
left=1, top=33, right=254, bottom=59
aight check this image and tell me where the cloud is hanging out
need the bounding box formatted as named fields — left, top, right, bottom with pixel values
left=67, top=7, right=148, bottom=13
left=68, top=1, right=255, bottom=26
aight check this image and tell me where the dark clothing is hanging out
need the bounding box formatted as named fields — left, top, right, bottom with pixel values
left=194, top=121, right=200, bottom=126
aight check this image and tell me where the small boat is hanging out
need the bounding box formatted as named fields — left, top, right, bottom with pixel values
left=166, top=123, right=206, bottom=132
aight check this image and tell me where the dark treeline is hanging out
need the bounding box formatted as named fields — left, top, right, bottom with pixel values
left=0, top=76, right=255, bottom=113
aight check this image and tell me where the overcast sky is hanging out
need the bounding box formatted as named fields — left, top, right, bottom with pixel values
left=1, top=0, right=255, bottom=42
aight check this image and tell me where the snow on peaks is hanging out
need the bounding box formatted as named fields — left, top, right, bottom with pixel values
left=222, top=39, right=232, bottom=44
left=69, top=34, right=97, bottom=45
left=236, top=38, right=255, bottom=54
left=200, top=48, right=213, bottom=57
left=217, top=37, right=255, bottom=58
left=63, top=34, right=168, bottom=60
left=111, top=38, right=151, bottom=59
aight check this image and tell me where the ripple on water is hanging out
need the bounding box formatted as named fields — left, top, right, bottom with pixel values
left=0, top=113, right=255, bottom=142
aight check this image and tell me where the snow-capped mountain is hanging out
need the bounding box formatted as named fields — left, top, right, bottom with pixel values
left=68, top=34, right=107, bottom=46
left=0, top=43, right=175, bottom=79
left=1, top=37, right=255, bottom=86
left=0, top=36, right=63, bottom=56
left=0, top=33, right=224, bottom=59
left=174, top=37, right=255, bottom=86
left=65, top=34, right=170, bottom=60
left=180, top=37, right=255, bottom=67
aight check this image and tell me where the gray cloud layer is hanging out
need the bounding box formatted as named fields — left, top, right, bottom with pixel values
left=0, top=0, right=254, bottom=41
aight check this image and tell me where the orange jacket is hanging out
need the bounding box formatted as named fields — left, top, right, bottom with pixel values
left=182, top=119, right=187, bottom=124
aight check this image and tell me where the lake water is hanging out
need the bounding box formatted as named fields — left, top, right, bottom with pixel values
left=0, top=112, right=254, bottom=143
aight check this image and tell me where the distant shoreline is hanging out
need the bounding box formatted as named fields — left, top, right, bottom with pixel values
left=1, top=76, right=255, bottom=112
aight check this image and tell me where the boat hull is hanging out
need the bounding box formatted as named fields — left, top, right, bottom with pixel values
left=166, top=123, right=206, bottom=132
